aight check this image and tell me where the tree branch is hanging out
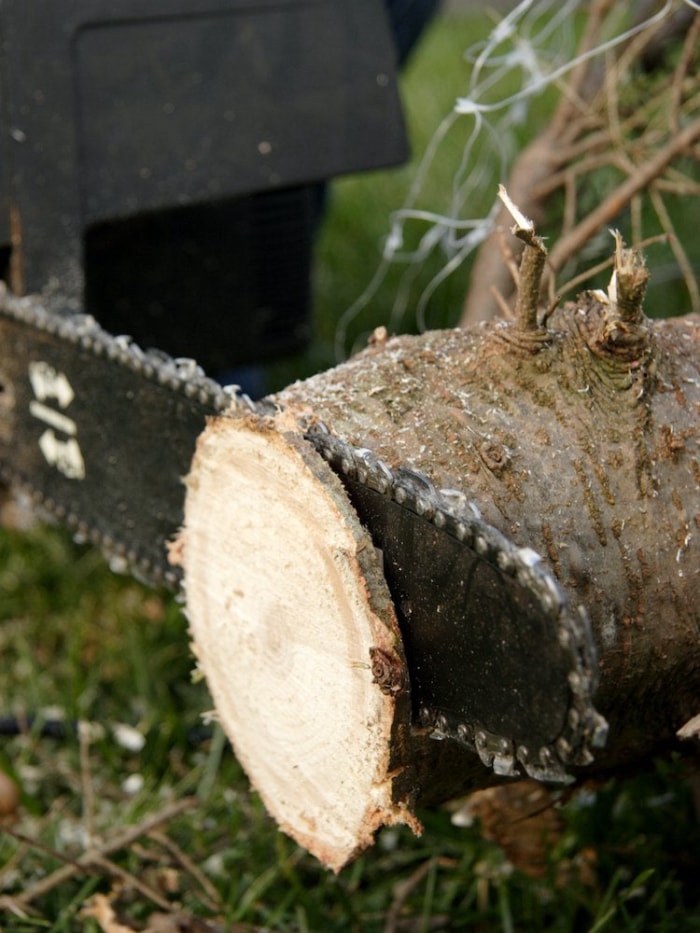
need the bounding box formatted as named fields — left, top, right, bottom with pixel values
left=545, top=115, right=700, bottom=282
left=0, top=797, right=198, bottom=910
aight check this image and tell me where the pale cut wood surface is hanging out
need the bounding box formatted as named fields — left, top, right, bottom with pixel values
left=177, top=414, right=415, bottom=870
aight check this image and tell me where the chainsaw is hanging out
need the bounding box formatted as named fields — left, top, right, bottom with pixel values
left=0, top=284, right=605, bottom=787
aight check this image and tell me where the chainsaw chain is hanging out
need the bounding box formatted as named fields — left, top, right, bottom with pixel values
left=306, top=428, right=608, bottom=782
left=0, top=286, right=607, bottom=783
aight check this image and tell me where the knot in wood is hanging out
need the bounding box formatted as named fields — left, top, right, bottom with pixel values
left=369, top=646, right=405, bottom=696
left=575, top=299, right=656, bottom=394
left=598, top=316, right=651, bottom=362
left=479, top=440, right=510, bottom=473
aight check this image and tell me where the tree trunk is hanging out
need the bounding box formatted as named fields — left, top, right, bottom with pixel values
left=176, top=286, right=700, bottom=870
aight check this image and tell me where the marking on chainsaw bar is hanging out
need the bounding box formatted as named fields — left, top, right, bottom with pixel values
left=29, top=361, right=74, bottom=407
left=29, top=401, right=76, bottom=436
left=28, top=361, right=85, bottom=480
left=38, top=431, right=85, bottom=480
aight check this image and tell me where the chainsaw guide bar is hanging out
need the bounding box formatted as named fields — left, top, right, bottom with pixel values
left=0, top=286, right=607, bottom=784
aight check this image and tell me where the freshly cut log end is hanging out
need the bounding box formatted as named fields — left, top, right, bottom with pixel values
left=176, top=414, right=417, bottom=871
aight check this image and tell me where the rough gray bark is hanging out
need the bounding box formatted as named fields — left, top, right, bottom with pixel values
left=178, top=240, right=700, bottom=869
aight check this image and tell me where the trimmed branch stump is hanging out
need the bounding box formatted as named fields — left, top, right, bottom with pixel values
left=176, top=237, right=700, bottom=870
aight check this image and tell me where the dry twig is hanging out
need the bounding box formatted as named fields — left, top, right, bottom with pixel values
left=0, top=796, right=198, bottom=911
left=148, top=829, right=222, bottom=912
left=545, top=116, right=700, bottom=285
left=383, top=857, right=456, bottom=933
left=461, top=5, right=700, bottom=325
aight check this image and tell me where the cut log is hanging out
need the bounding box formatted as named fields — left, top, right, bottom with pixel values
left=176, top=245, right=700, bottom=870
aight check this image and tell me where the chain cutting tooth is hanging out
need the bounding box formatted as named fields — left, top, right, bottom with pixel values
left=456, top=722, right=473, bottom=744
left=173, top=357, right=203, bottom=380
left=439, top=487, right=468, bottom=511
left=492, top=751, right=518, bottom=777
left=591, top=713, right=609, bottom=748
left=454, top=521, right=472, bottom=545
left=496, top=549, right=514, bottom=574
left=431, top=713, right=449, bottom=740
left=366, top=459, right=394, bottom=494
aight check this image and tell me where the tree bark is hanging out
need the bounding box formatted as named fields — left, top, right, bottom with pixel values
left=176, top=291, right=700, bottom=870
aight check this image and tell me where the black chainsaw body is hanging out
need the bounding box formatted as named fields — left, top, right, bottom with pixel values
left=0, top=0, right=407, bottom=370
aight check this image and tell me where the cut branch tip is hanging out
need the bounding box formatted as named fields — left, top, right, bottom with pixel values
left=498, top=186, right=548, bottom=333
left=606, top=230, right=650, bottom=325
left=498, top=184, right=535, bottom=235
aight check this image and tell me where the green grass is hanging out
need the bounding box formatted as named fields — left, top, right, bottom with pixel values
left=1, top=550, right=699, bottom=933
left=2, top=8, right=700, bottom=931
